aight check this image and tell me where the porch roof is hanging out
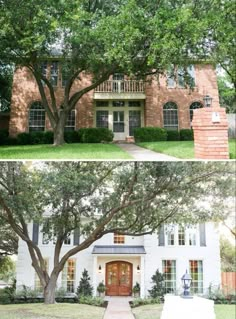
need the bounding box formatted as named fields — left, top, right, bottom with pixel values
left=92, top=245, right=146, bottom=255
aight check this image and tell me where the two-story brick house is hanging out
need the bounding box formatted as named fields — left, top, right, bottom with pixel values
left=16, top=222, right=221, bottom=297
left=9, top=63, right=220, bottom=140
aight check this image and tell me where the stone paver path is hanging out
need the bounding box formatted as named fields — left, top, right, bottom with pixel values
left=103, top=297, right=134, bottom=319
left=118, top=143, right=178, bottom=161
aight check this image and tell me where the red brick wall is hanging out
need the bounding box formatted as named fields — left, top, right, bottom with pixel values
left=9, top=64, right=220, bottom=136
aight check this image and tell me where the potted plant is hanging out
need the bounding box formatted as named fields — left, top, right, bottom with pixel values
left=132, top=282, right=140, bottom=298
left=97, top=281, right=106, bottom=297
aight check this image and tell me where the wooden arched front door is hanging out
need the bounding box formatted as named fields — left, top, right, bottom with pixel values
left=106, top=261, right=133, bottom=296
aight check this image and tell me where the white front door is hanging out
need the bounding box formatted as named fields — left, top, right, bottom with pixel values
left=113, top=111, right=126, bottom=140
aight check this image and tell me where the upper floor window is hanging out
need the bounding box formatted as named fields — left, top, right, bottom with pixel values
left=165, top=225, right=197, bottom=247
left=167, top=65, right=195, bottom=88
left=189, top=102, right=203, bottom=123
left=28, top=101, right=45, bottom=132
left=178, top=227, right=185, bottom=245
left=113, top=73, right=124, bottom=92
left=163, top=102, right=179, bottom=130
left=50, top=61, right=59, bottom=87
left=114, top=233, right=125, bottom=244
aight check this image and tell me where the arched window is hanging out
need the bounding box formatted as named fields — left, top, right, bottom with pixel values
left=28, top=102, right=45, bottom=132
left=163, top=102, right=178, bottom=130
left=189, top=102, right=203, bottom=123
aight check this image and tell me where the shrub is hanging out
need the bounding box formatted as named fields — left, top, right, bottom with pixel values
left=130, top=297, right=161, bottom=308
left=17, top=132, right=31, bottom=145
left=148, top=269, right=165, bottom=298
left=6, top=137, right=18, bottom=145
left=64, top=130, right=80, bottom=143
left=0, top=129, right=9, bottom=145
left=166, top=130, right=180, bottom=141
left=132, top=282, right=141, bottom=294
left=0, top=281, right=16, bottom=304
left=43, top=131, right=54, bottom=144
left=30, top=132, right=45, bottom=144
left=97, top=281, right=106, bottom=296
left=78, top=295, right=107, bottom=307
left=79, top=128, right=113, bottom=143
left=77, top=269, right=93, bottom=297
left=180, top=129, right=194, bottom=141
left=134, top=127, right=167, bottom=142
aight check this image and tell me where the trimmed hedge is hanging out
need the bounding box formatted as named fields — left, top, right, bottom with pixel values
left=166, top=130, right=180, bottom=141
left=0, top=129, right=9, bottom=145
left=134, top=127, right=167, bottom=142
left=79, top=128, right=114, bottom=143
left=180, top=129, right=194, bottom=141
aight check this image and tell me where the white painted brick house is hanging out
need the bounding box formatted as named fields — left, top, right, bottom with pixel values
left=16, top=222, right=221, bottom=297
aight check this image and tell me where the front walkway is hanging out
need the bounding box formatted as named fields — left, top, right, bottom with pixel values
left=118, top=143, right=178, bottom=161
left=103, top=297, right=134, bottom=319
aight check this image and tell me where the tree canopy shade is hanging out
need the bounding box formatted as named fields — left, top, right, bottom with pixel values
left=0, top=161, right=235, bottom=304
left=1, top=0, right=232, bottom=144
left=0, top=215, right=18, bottom=259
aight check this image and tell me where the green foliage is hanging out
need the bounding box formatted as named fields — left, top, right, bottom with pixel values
left=217, top=75, right=236, bottom=113
left=79, top=128, right=113, bottom=143
left=220, top=237, right=236, bottom=272
left=55, top=287, right=67, bottom=299
left=134, top=127, right=167, bottom=142
left=0, top=129, right=9, bottom=145
left=180, top=129, right=194, bottom=141
left=130, top=297, right=161, bottom=308
left=64, top=131, right=80, bottom=144
left=148, top=269, right=165, bottom=298
left=97, top=282, right=106, bottom=295
left=133, top=282, right=140, bottom=294
left=0, top=280, right=16, bottom=304
left=77, top=269, right=93, bottom=297
left=78, top=295, right=106, bottom=307
left=206, top=284, right=236, bottom=304
left=0, top=257, right=16, bottom=282
left=166, top=130, right=180, bottom=141
left=17, top=132, right=31, bottom=145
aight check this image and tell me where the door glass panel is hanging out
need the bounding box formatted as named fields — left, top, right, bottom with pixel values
left=113, top=111, right=125, bottom=132
left=129, top=111, right=141, bottom=136
left=107, top=264, right=118, bottom=285
left=120, top=263, right=131, bottom=285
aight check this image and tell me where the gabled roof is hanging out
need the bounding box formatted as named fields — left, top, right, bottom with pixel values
left=92, top=245, right=146, bottom=255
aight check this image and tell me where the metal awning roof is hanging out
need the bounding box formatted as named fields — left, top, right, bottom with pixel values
left=92, top=245, right=146, bottom=255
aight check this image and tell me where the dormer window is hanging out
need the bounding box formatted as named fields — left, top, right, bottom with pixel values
left=114, top=233, right=125, bottom=244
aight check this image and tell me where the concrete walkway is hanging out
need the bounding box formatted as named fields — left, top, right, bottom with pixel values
left=118, top=143, right=178, bottom=161
left=103, top=297, right=134, bottom=319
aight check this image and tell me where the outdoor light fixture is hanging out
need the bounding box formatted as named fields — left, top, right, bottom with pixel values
left=203, top=95, right=213, bottom=108
left=181, top=270, right=193, bottom=298
left=137, top=265, right=140, bottom=273
left=98, top=265, right=102, bottom=273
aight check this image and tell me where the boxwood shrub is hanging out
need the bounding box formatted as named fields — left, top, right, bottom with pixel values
left=0, top=129, right=9, bottom=145
left=79, top=128, right=114, bottom=143
left=17, top=132, right=32, bottom=145
left=134, top=127, right=167, bottom=142
left=180, top=129, right=194, bottom=141
left=166, top=130, right=180, bottom=141
left=64, top=130, right=80, bottom=143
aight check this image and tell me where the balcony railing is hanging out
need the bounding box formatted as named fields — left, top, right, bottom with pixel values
left=95, top=80, right=145, bottom=93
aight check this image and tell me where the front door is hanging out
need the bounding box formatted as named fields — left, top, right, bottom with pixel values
left=106, top=261, right=132, bottom=296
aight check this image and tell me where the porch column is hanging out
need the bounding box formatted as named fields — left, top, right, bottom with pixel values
left=140, top=255, right=145, bottom=298
left=92, top=255, right=97, bottom=297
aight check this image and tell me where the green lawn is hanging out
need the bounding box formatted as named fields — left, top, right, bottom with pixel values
left=0, top=143, right=132, bottom=160
left=133, top=305, right=235, bottom=319
left=132, top=304, right=236, bottom=319
left=137, top=139, right=236, bottom=159
left=0, top=303, right=105, bottom=319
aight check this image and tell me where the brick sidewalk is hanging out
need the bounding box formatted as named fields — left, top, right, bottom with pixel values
left=103, top=297, right=134, bottom=319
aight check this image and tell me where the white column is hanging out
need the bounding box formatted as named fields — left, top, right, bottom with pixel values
left=92, top=255, right=98, bottom=297
left=140, top=255, right=145, bottom=298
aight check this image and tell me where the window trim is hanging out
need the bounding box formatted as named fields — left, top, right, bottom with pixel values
left=28, top=101, right=46, bottom=132
left=163, top=102, right=179, bottom=130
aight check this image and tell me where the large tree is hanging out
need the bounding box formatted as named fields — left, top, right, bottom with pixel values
left=0, top=0, right=219, bottom=145
left=0, top=161, right=234, bottom=304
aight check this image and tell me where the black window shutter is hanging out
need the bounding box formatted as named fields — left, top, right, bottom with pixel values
left=74, top=228, right=80, bottom=245
left=32, top=223, right=39, bottom=245
left=199, top=223, right=206, bottom=246
left=158, top=224, right=165, bottom=246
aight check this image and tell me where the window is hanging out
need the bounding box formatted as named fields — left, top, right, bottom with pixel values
left=128, top=101, right=141, bottom=107
left=189, top=260, right=203, bottom=294
left=35, top=258, right=49, bottom=291
left=96, top=111, right=109, bottom=128
left=187, top=226, right=197, bottom=246
left=163, top=102, right=178, bottom=130
left=41, top=61, right=47, bottom=79
left=167, top=65, right=195, bottom=88
left=114, top=233, right=125, bottom=244
left=50, top=61, right=59, bottom=86
left=178, top=226, right=185, bottom=245
left=96, top=101, right=109, bottom=107
left=113, top=111, right=124, bottom=132
left=162, top=260, right=176, bottom=293
left=62, top=65, right=70, bottom=87
left=29, top=102, right=45, bottom=132
left=64, top=233, right=71, bottom=245
left=129, top=111, right=141, bottom=136
left=167, top=229, right=175, bottom=246
left=65, top=109, right=76, bottom=132
left=189, top=102, right=203, bottom=123
left=113, top=73, right=124, bottom=92
left=62, top=259, right=76, bottom=293
left=113, top=101, right=125, bottom=107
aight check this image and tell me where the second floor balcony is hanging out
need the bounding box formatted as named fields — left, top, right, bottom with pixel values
left=94, top=80, right=146, bottom=100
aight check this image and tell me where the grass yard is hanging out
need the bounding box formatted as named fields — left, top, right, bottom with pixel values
left=132, top=304, right=236, bottom=319
left=0, top=303, right=105, bottom=319
left=137, top=139, right=236, bottom=159
left=0, top=143, right=132, bottom=160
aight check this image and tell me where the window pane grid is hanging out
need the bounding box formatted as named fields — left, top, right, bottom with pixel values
left=96, top=111, right=108, bottom=128
left=35, top=259, right=48, bottom=291
left=114, top=233, right=125, bottom=244
left=178, top=227, right=185, bottom=245
left=162, top=260, right=176, bottom=294
left=65, top=110, right=76, bottom=131
left=189, top=102, right=203, bottom=122
left=189, top=260, right=203, bottom=294
left=62, top=259, right=76, bottom=293
left=163, top=102, right=178, bottom=130
left=29, top=102, right=45, bottom=132
left=50, top=61, right=59, bottom=86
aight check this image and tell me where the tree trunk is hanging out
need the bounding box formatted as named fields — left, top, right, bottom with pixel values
left=44, top=275, right=58, bottom=304
left=53, top=111, right=67, bottom=146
